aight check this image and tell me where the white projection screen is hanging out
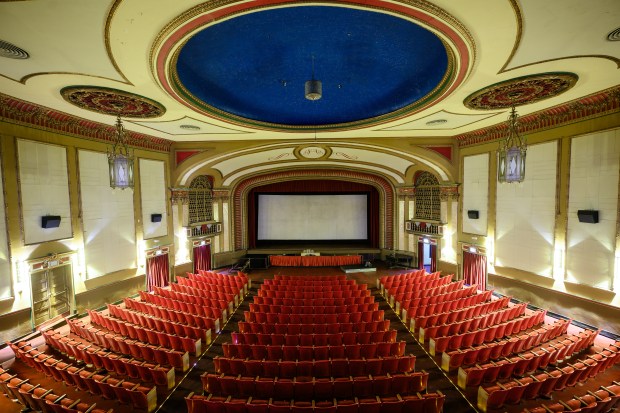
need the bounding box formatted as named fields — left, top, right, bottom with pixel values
left=257, top=194, right=368, bottom=240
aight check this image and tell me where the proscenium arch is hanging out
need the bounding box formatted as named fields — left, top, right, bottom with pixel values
left=174, top=141, right=455, bottom=187
left=232, top=169, right=396, bottom=251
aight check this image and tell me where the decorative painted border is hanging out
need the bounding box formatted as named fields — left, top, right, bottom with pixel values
left=0, top=93, right=172, bottom=152
left=456, top=86, right=620, bottom=147
left=232, top=169, right=395, bottom=250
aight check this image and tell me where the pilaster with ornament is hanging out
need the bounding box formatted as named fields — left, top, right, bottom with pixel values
left=439, top=183, right=460, bottom=263
left=397, top=186, right=415, bottom=251
left=211, top=189, right=230, bottom=254
left=170, top=187, right=191, bottom=264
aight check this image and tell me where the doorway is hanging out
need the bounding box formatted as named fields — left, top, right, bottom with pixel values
left=417, top=237, right=437, bottom=273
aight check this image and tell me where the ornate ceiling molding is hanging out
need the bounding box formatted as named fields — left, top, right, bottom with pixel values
left=457, top=85, right=620, bottom=147
left=60, top=86, right=166, bottom=117
left=0, top=92, right=172, bottom=152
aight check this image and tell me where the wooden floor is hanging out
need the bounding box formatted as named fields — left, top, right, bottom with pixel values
left=1, top=262, right=618, bottom=413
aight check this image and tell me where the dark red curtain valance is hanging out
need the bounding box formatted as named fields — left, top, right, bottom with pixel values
left=247, top=179, right=380, bottom=248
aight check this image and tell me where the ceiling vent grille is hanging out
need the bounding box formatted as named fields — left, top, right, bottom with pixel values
left=0, top=40, right=29, bottom=59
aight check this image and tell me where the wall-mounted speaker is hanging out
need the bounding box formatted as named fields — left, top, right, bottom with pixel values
left=41, top=215, right=61, bottom=229
left=151, top=213, right=163, bottom=223
left=577, top=210, right=599, bottom=224
left=467, top=210, right=480, bottom=220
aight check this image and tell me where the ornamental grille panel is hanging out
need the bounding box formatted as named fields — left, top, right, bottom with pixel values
left=414, top=171, right=440, bottom=221
left=188, top=175, right=214, bottom=224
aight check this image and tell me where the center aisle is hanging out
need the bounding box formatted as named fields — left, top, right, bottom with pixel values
left=176, top=266, right=472, bottom=412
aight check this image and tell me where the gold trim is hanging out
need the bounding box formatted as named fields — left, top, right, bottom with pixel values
left=498, top=0, right=523, bottom=74
left=0, top=140, right=14, bottom=299
left=294, top=144, right=332, bottom=161
left=104, top=0, right=132, bottom=85
left=60, top=86, right=166, bottom=118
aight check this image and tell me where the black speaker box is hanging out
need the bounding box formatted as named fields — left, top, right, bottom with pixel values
left=577, top=210, right=599, bottom=224
left=467, top=210, right=480, bottom=219
left=41, top=215, right=61, bottom=229
left=151, top=213, right=163, bottom=223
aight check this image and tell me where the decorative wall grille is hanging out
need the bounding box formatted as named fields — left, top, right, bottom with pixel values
left=414, top=171, right=440, bottom=221
left=188, top=175, right=213, bottom=224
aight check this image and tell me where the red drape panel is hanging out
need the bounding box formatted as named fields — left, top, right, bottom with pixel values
left=417, top=241, right=425, bottom=270
left=430, top=244, right=437, bottom=273
left=193, top=244, right=211, bottom=272
left=247, top=180, right=380, bottom=248
left=146, top=254, right=169, bottom=292
left=269, top=255, right=362, bottom=267
left=463, top=251, right=487, bottom=291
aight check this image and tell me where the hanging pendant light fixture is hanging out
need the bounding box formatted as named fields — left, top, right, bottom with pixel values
left=497, top=106, right=526, bottom=183
left=107, top=115, right=134, bottom=189
left=305, top=55, right=322, bottom=101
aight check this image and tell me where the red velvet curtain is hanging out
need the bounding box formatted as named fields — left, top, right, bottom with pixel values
left=247, top=180, right=380, bottom=248
left=430, top=244, right=437, bottom=273
left=146, top=254, right=169, bottom=292
left=463, top=251, right=487, bottom=291
left=193, top=244, right=211, bottom=272
left=417, top=241, right=425, bottom=270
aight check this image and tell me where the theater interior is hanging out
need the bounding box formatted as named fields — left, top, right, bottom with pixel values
left=0, top=1, right=619, bottom=412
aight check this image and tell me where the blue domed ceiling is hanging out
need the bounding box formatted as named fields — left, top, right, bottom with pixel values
left=174, top=5, right=449, bottom=128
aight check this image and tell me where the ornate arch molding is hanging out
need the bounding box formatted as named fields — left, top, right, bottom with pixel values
left=232, top=169, right=395, bottom=250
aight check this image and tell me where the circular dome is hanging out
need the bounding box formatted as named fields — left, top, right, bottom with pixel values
left=172, top=5, right=449, bottom=129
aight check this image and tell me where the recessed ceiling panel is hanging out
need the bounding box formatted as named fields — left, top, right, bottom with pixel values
left=174, top=6, right=448, bottom=127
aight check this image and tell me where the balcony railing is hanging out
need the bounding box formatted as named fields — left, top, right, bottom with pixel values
left=405, top=220, right=444, bottom=236
left=186, top=221, right=222, bottom=238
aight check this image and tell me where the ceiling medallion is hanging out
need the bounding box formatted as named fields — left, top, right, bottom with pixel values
left=60, top=86, right=166, bottom=118
left=464, top=73, right=578, bottom=110
left=295, top=145, right=332, bottom=160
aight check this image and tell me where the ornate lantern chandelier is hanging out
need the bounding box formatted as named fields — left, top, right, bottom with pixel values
left=497, top=106, right=526, bottom=183
left=107, top=115, right=134, bottom=189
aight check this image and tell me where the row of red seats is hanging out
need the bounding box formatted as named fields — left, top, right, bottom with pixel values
left=238, top=320, right=391, bottom=335
left=264, top=280, right=357, bottom=286
left=214, top=355, right=416, bottom=378
left=171, top=277, right=245, bottom=306
left=429, top=310, right=546, bottom=355
left=384, top=276, right=451, bottom=301
left=188, top=271, right=248, bottom=289
left=231, top=330, right=397, bottom=346
left=521, top=382, right=620, bottom=413
left=222, top=341, right=406, bottom=361
left=439, top=310, right=547, bottom=354
left=186, top=392, right=445, bottom=413
left=458, top=329, right=600, bottom=387
left=88, top=309, right=201, bottom=356
left=9, top=342, right=156, bottom=412
left=197, top=269, right=248, bottom=280
left=260, top=285, right=367, bottom=293
left=403, top=290, right=493, bottom=323
left=168, top=284, right=230, bottom=316
left=67, top=318, right=189, bottom=371
left=126, top=296, right=220, bottom=332
left=441, top=318, right=570, bottom=371
left=400, top=285, right=479, bottom=316
left=379, top=270, right=432, bottom=288
left=420, top=302, right=526, bottom=342
left=182, top=274, right=244, bottom=295
left=274, top=274, right=346, bottom=280
left=202, top=372, right=429, bottom=399
left=138, top=291, right=223, bottom=328
left=258, top=290, right=371, bottom=299
left=389, top=280, right=464, bottom=303
left=412, top=296, right=509, bottom=331
left=107, top=303, right=209, bottom=345
left=248, top=303, right=379, bottom=315
left=0, top=367, right=112, bottom=413
left=156, top=283, right=232, bottom=309
left=477, top=341, right=620, bottom=411
left=42, top=329, right=173, bottom=388
left=244, top=310, right=385, bottom=325
left=253, top=296, right=375, bottom=306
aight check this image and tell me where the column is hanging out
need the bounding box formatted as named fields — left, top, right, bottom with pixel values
left=170, top=187, right=190, bottom=265
left=439, top=183, right=460, bottom=263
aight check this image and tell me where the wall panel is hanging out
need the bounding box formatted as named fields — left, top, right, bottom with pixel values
left=79, top=150, right=136, bottom=279
left=139, top=159, right=167, bottom=239
left=462, top=154, right=489, bottom=235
